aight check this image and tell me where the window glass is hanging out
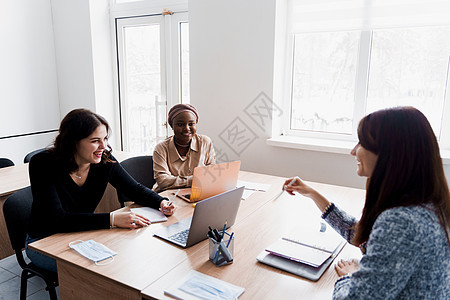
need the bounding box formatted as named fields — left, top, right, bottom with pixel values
left=367, top=27, right=450, bottom=140
left=122, top=24, right=162, bottom=153
left=291, top=31, right=360, bottom=135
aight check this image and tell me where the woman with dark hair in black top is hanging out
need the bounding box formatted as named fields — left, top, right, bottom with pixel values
left=26, top=108, right=175, bottom=272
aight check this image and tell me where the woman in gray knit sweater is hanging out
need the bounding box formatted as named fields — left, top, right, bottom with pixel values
left=284, top=107, right=450, bottom=299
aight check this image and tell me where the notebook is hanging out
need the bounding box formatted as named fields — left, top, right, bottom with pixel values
left=257, top=223, right=346, bottom=281
left=177, top=161, right=241, bottom=203
left=130, top=207, right=167, bottom=223
left=154, top=186, right=244, bottom=248
left=265, top=237, right=340, bottom=267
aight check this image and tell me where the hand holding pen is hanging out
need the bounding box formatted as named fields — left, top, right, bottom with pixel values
left=283, top=176, right=317, bottom=198
left=161, top=189, right=180, bottom=215
left=273, top=176, right=300, bottom=200
left=280, top=177, right=331, bottom=213
left=283, top=176, right=301, bottom=195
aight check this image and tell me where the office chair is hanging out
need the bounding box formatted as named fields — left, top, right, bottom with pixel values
left=0, top=158, right=15, bottom=168
left=3, top=187, right=58, bottom=300
left=117, top=155, right=156, bottom=206
left=23, top=148, right=46, bottom=163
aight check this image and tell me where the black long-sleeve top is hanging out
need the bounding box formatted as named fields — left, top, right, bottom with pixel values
left=28, top=151, right=167, bottom=238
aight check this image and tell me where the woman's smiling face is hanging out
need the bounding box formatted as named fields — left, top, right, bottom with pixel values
left=74, top=125, right=108, bottom=166
left=172, top=111, right=197, bottom=145
left=351, top=143, right=378, bottom=178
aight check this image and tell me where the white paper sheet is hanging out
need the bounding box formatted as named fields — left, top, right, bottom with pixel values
left=237, top=180, right=271, bottom=192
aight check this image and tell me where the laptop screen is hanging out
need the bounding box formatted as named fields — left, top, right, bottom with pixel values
left=190, top=161, right=241, bottom=201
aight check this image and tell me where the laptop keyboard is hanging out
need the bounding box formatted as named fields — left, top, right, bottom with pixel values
left=169, top=229, right=190, bottom=244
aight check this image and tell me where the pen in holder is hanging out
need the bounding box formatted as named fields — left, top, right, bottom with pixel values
left=208, top=231, right=234, bottom=266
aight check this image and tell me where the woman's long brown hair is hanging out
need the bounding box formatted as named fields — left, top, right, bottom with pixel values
left=49, top=109, right=113, bottom=173
left=353, top=107, right=450, bottom=245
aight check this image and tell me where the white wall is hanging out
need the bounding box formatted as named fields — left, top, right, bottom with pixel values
left=51, top=0, right=95, bottom=113
left=0, top=0, right=60, bottom=164
left=0, top=132, right=57, bottom=165
left=89, top=0, right=118, bottom=137
left=50, top=0, right=120, bottom=149
left=0, top=0, right=119, bottom=165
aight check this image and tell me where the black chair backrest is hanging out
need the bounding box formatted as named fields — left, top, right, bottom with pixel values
left=3, top=186, right=33, bottom=251
left=24, top=148, right=46, bottom=163
left=118, top=156, right=155, bottom=205
left=120, top=155, right=156, bottom=189
left=0, top=158, right=15, bottom=168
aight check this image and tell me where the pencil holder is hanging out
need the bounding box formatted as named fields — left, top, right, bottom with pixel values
left=208, top=232, right=234, bottom=266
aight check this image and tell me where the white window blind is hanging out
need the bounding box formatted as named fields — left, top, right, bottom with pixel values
left=288, top=0, right=450, bottom=33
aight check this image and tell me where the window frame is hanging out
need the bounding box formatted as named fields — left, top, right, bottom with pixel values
left=274, top=27, right=450, bottom=154
left=166, top=13, right=190, bottom=106
left=113, top=9, right=188, bottom=152
left=110, top=0, right=188, bottom=152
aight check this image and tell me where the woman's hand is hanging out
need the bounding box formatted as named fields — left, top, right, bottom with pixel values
left=160, top=200, right=176, bottom=216
left=112, top=212, right=150, bottom=228
left=335, top=259, right=360, bottom=277
left=283, top=177, right=315, bottom=197
left=282, top=177, right=331, bottom=212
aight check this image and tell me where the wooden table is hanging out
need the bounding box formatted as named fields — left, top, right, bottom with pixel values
left=141, top=180, right=365, bottom=300
left=0, top=150, right=136, bottom=259
left=29, top=171, right=366, bottom=299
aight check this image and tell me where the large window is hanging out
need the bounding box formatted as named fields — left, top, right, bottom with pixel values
left=366, top=27, right=450, bottom=139
left=280, top=0, right=450, bottom=149
left=116, top=12, right=189, bottom=154
left=291, top=31, right=359, bottom=135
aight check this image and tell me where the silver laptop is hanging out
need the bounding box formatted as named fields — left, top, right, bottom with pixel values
left=154, top=186, right=244, bottom=248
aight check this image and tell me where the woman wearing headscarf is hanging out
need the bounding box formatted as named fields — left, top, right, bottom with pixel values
left=153, top=104, right=216, bottom=192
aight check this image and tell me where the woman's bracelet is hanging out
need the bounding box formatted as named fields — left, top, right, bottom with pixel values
left=110, top=212, right=115, bottom=228
left=321, top=202, right=335, bottom=219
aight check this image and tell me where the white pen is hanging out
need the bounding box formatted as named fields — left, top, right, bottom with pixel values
left=273, top=176, right=300, bottom=201
left=167, top=188, right=181, bottom=206
left=284, top=176, right=299, bottom=190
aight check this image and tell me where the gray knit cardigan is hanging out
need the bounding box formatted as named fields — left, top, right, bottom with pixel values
left=323, top=204, right=450, bottom=299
